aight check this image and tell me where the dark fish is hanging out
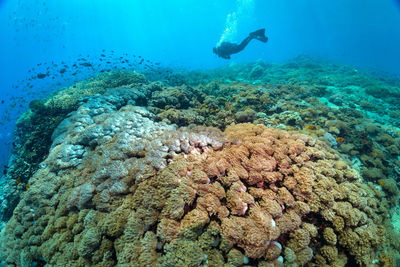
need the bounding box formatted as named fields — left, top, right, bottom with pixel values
left=139, top=59, right=144, bottom=64
left=101, top=54, right=106, bottom=57
left=1, top=100, right=4, bottom=104
left=37, top=73, right=47, bottom=79
left=80, top=62, right=92, bottom=67
left=59, top=68, right=66, bottom=74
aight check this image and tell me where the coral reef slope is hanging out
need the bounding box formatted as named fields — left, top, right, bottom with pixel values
left=1, top=58, right=399, bottom=266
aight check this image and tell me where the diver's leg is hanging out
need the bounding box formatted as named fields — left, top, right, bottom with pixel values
left=238, top=29, right=268, bottom=52
left=237, top=36, right=253, bottom=51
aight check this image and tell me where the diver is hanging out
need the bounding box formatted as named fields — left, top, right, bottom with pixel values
left=213, top=28, right=268, bottom=59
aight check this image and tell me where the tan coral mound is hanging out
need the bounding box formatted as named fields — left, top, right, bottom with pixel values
left=0, top=123, right=396, bottom=267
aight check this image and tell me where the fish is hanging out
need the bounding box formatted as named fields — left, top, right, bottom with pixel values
left=79, top=62, right=93, bottom=67
left=336, top=137, right=345, bottom=143
left=37, top=73, right=47, bottom=79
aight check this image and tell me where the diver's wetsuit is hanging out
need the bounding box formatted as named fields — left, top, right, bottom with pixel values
left=213, top=28, right=268, bottom=59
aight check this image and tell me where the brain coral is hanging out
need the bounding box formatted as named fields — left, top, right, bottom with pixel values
left=0, top=91, right=395, bottom=266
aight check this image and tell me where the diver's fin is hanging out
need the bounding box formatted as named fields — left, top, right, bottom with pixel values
left=250, top=28, right=265, bottom=37
left=250, top=28, right=268, bottom=42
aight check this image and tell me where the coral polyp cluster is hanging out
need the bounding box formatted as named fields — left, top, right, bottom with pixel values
left=0, top=89, right=394, bottom=266
left=144, top=124, right=389, bottom=266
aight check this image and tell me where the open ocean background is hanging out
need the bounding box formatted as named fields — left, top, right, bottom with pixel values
left=1, top=0, right=400, bottom=173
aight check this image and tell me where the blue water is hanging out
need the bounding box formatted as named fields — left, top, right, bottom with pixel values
left=0, top=0, right=400, bottom=171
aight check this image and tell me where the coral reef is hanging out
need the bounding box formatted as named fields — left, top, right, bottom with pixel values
left=0, top=108, right=397, bottom=266
left=1, top=57, right=400, bottom=266
left=0, top=71, right=156, bottom=223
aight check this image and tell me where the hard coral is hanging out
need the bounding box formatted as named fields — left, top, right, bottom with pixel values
left=0, top=120, right=396, bottom=266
